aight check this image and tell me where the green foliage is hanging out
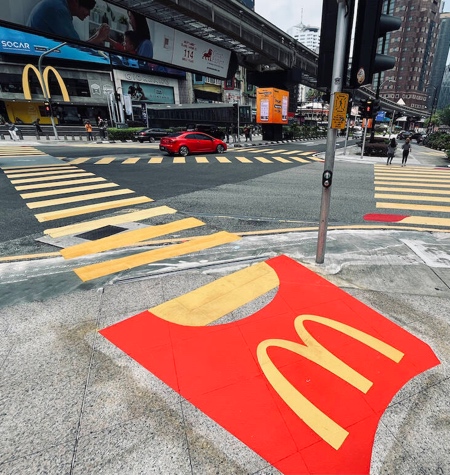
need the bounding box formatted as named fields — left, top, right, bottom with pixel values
left=438, top=106, right=450, bottom=126
left=424, top=131, right=450, bottom=150
left=107, top=127, right=142, bottom=141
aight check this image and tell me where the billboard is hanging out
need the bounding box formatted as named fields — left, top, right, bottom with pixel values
left=0, top=0, right=231, bottom=79
left=256, top=88, right=289, bottom=124
left=0, top=25, right=186, bottom=77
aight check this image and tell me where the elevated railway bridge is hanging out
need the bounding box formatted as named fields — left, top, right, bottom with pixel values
left=103, top=0, right=427, bottom=118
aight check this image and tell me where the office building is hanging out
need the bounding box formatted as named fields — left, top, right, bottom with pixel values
left=378, top=0, right=442, bottom=112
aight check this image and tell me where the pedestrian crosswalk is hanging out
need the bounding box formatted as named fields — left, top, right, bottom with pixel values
left=1, top=162, right=239, bottom=282
left=371, top=164, right=450, bottom=228
left=0, top=145, right=46, bottom=157
left=64, top=151, right=320, bottom=165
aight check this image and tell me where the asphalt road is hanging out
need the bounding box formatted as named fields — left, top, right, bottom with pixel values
left=0, top=138, right=375, bottom=251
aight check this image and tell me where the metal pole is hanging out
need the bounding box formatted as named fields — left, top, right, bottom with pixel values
left=38, top=42, right=67, bottom=140
left=237, top=101, right=240, bottom=142
left=316, top=0, right=350, bottom=264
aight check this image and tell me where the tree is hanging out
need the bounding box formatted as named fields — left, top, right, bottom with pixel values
left=437, top=106, right=450, bottom=126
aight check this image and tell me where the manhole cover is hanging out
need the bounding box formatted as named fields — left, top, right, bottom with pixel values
left=76, top=225, right=126, bottom=241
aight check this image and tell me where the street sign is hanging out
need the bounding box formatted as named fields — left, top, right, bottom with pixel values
left=331, top=92, right=349, bottom=129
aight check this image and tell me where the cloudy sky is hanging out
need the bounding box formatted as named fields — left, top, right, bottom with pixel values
left=254, top=0, right=450, bottom=33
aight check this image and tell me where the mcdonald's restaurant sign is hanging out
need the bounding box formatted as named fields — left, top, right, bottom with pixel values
left=22, top=64, right=70, bottom=102
left=100, top=255, right=440, bottom=475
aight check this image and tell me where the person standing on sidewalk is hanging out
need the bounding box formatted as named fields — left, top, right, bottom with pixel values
left=33, top=118, right=43, bottom=136
left=98, top=118, right=107, bottom=139
left=6, top=122, right=20, bottom=141
left=401, top=137, right=411, bottom=166
left=85, top=120, right=93, bottom=141
left=386, top=137, right=397, bottom=165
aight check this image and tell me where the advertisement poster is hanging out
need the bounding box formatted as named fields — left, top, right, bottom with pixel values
left=256, top=88, right=289, bottom=124
left=1, top=0, right=231, bottom=78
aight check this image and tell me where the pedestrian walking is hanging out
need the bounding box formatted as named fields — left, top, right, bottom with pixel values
left=386, top=137, right=397, bottom=165
left=7, top=122, right=20, bottom=141
left=244, top=126, right=249, bottom=141
left=401, top=137, right=411, bottom=166
left=98, top=118, right=107, bottom=139
left=225, top=125, right=230, bottom=143
left=33, top=118, right=43, bottom=136
left=85, top=121, right=93, bottom=141
left=232, top=125, right=238, bottom=143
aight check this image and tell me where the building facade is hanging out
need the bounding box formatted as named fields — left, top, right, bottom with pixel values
left=378, top=0, right=442, bottom=112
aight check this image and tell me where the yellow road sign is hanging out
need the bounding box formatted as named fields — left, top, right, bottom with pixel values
left=331, top=93, right=349, bottom=129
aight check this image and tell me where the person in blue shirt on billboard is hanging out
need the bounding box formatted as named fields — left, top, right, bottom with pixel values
left=27, top=0, right=110, bottom=45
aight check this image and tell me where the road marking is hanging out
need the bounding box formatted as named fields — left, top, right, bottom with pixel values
left=44, top=206, right=177, bottom=238
left=69, top=157, right=92, bottom=164
left=247, top=148, right=273, bottom=153
left=215, top=156, right=231, bottom=163
left=20, top=182, right=119, bottom=199
left=5, top=168, right=83, bottom=178
left=10, top=172, right=95, bottom=184
left=195, top=156, right=209, bottom=163
left=27, top=188, right=135, bottom=209
left=150, top=261, right=278, bottom=326
left=95, top=157, right=116, bottom=164
left=265, top=149, right=288, bottom=154
left=122, top=157, right=141, bottom=164
left=35, top=196, right=153, bottom=222
left=375, top=186, right=450, bottom=195
left=61, top=217, right=205, bottom=259
left=149, top=157, right=163, bottom=163
left=374, top=176, right=450, bottom=184
left=376, top=202, right=450, bottom=213
left=15, top=177, right=106, bottom=190
left=173, top=156, right=185, bottom=163
left=254, top=156, right=273, bottom=163
left=375, top=180, right=450, bottom=188
left=289, top=156, right=310, bottom=163
left=0, top=146, right=46, bottom=156
left=272, top=156, right=293, bottom=163
left=4, top=165, right=74, bottom=173
left=74, top=230, right=240, bottom=281
left=235, top=156, right=252, bottom=163
left=281, top=150, right=302, bottom=155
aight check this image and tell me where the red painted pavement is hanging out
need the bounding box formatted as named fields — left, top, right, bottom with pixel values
left=364, top=213, right=409, bottom=222
left=100, top=255, right=440, bottom=474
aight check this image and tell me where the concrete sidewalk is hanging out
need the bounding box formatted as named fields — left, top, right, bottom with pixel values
left=1, top=228, right=449, bottom=474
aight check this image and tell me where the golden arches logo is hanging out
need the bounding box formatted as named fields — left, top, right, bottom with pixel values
left=22, top=64, right=70, bottom=102
left=257, top=314, right=404, bottom=450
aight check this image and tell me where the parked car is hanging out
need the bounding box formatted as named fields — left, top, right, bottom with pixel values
left=159, top=131, right=227, bottom=156
left=188, top=124, right=225, bottom=140
left=134, top=128, right=169, bottom=143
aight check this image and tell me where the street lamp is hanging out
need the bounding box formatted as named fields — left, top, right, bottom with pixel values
left=38, top=42, right=67, bottom=140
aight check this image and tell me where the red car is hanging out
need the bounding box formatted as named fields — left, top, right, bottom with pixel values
left=159, top=131, right=227, bottom=156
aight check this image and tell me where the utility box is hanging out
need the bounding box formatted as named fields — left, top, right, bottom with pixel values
left=256, top=88, right=289, bottom=125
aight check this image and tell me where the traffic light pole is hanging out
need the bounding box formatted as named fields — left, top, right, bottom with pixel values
left=38, top=42, right=67, bottom=140
left=316, top=0, right=351, bottom=264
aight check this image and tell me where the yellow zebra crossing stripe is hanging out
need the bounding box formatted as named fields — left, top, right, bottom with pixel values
left=61, top=217, right=205, bottom=259
left=0, top=146, right=46, bottom=156
left=95, top=157, right=116, bottom=164
left=74, top=231, right=240, bottom=282
left=35, top=196, right=153, bottom=222
left=122, top=157, right=141, bottom=164
left=26, top=188, right=135, bottom=209
left=20, top=182, right=119, bottom=199
left=15, top=177, right=107, bottom=190
left=44, top=206, right=177, bottom=238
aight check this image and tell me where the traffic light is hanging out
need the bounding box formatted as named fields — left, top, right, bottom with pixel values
left=350, top=0, right=402, bottom=88
left=44, top=101, right=51, bottom=116
left=365, top=100, right=373, bottom=118
left=232, top=103, right=239, bottom=121
left=317, top=0, right=355, bottom=88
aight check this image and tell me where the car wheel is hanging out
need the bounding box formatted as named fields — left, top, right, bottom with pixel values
left=216, top=144, right=225, bottom=153
left=179, top=145, right=189, bottom=156
left=149, top=137, right=156, bottom=143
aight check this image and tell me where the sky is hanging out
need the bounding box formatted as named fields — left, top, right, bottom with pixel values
left=254, top=0, right=450, bottom=33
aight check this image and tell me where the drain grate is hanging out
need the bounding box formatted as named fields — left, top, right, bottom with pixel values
left=76, top=225, right=126, bottom=241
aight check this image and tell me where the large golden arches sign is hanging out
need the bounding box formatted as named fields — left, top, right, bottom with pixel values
left=22, top=64, right=70, bottom=102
